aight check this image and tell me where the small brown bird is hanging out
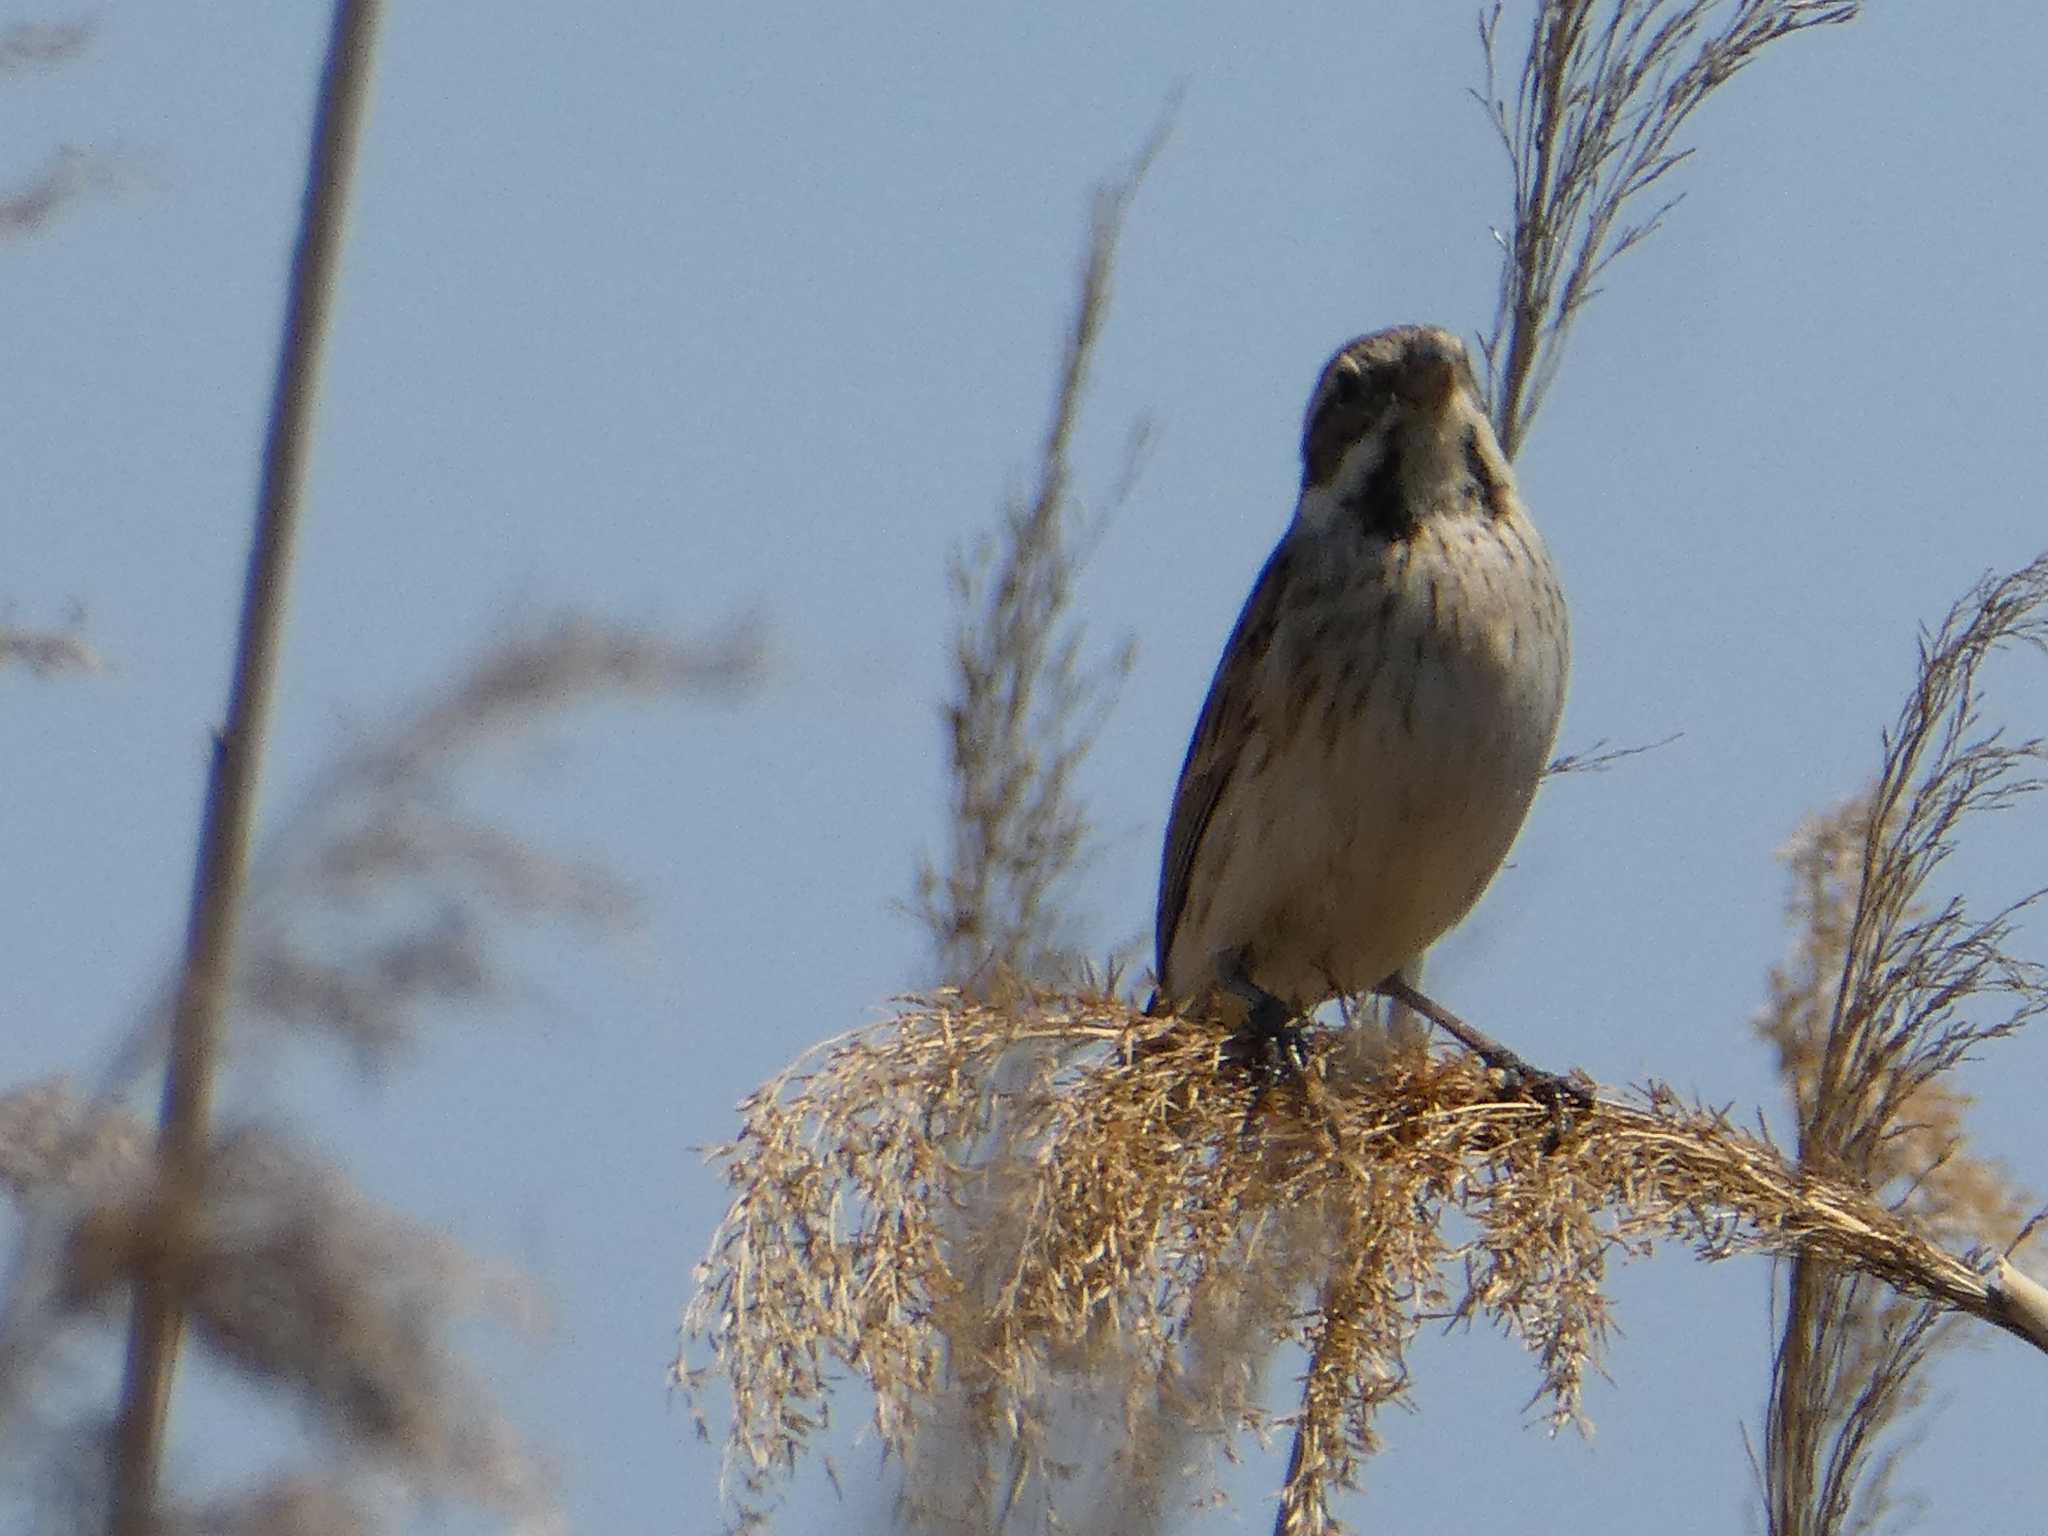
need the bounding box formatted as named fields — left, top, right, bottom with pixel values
left=1153, top=325, right=1568, bottom=1063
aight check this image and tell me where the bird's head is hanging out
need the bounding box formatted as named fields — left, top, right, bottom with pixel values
left=1295, top=325, right=1514, bottom=538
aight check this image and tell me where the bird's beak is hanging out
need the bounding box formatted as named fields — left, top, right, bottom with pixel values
left=1396, top=340, right=1461, bottom=412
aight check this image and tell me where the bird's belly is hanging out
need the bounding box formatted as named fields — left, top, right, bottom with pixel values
left=1160, top=504, right=1568, bottom=1014
left=1185, top=614, right=1560, bottom=1008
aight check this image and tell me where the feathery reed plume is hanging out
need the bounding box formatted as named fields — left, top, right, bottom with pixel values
left=0, top=604, right=104, bottom=677
left=909, top=114, right=1165, bottom=995
left=0, top=610, right=759, bottom=1534
left=679, top=972, right=2048, bottom=1534
left=1757, top=556, right=2048, bottom=1536
left=894, top=111, right=1170, bottom=1532
left=1475, top=0, right=1859, bottom=459
left=0, top=19, right=89, bottom=72
left=227, top=614, right=760, bottom=1073
left=0, top=21, right=112, bottom=238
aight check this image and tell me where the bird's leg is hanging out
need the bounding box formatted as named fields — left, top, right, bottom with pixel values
left=1373, top=973, right=1523, bottom=1069
left=1373, top=973, right=1591, bottom=1110
left=1216, top=952, right=1309, bottom=1078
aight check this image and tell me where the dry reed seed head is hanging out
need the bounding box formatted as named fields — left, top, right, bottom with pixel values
left=1767, top=557, right=2048, bottom=1200
left=0, top=144, right=123, bottom=238
left=914, top=142, right=1152, bottom=996
left=202, top=616, right=755, bottom=1072
left=896, top=152, right=1154, bottom=1524
left=682, top=990, right=2040, bottom=1526
left=0, top=1081, right=155, bottom=1204
left=0, top=21, right=92, bottom=72
left=0, top=619, right=105, bottom=677
left=1478, top=0, right=1862, bottom=455
left=94, top=1129, right=544, bottom=1511
left=0, top=1093, right=551, bottom=1520
left=157, top=1479, right=373, bottom=1536
left=1756, top=557, right=2048, bottom=1536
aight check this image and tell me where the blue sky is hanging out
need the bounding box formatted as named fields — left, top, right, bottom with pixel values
left=7, top=4, right=2048, bottom=1531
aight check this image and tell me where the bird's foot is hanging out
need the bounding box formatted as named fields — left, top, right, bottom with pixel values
left=1488, top=1058, right=1596, bottom=1114
left=1220, top=989, right=1312, bottom=1081
left=1222, top=992, right=1315, bottom=1133
left=1213, top=957, right=1312, bottom=1083
left=1373, top=973, right=1594, bottom=1113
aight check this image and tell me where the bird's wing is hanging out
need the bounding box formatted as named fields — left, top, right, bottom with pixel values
left=1154, top=536, right=1296, bottom=988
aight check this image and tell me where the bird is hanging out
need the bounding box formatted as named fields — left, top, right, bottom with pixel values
left=1151, top=324, right=1568, bottom=1071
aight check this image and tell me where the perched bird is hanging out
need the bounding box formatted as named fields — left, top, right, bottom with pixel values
left=1152, top=325, right=1568, bottom=1065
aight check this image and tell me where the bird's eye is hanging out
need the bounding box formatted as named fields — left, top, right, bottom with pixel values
left=1328, top=361, right=1364, bottom=407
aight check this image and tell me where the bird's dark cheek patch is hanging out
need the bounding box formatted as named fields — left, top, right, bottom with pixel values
left=1462, top=425, right=1512, bottom=520
left=1348, top=443, right=1414, bottom=540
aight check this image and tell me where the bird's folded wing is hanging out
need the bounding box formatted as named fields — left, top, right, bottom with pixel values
left=1154, top=537, right=1295, bottom=986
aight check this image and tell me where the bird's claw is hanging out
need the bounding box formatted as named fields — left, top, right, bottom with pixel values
left=1221, top=986, right=1312, bottom=1079
left=1220, top=1017, right=1311, bottom=1081
left=1494, top=1063, right=1595, bottom=1112
left=1486, top=1060, right=1596, bottom=1150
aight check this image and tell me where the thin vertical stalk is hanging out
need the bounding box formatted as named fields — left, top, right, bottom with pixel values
left=106, top=4, right=383, bottom=1530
